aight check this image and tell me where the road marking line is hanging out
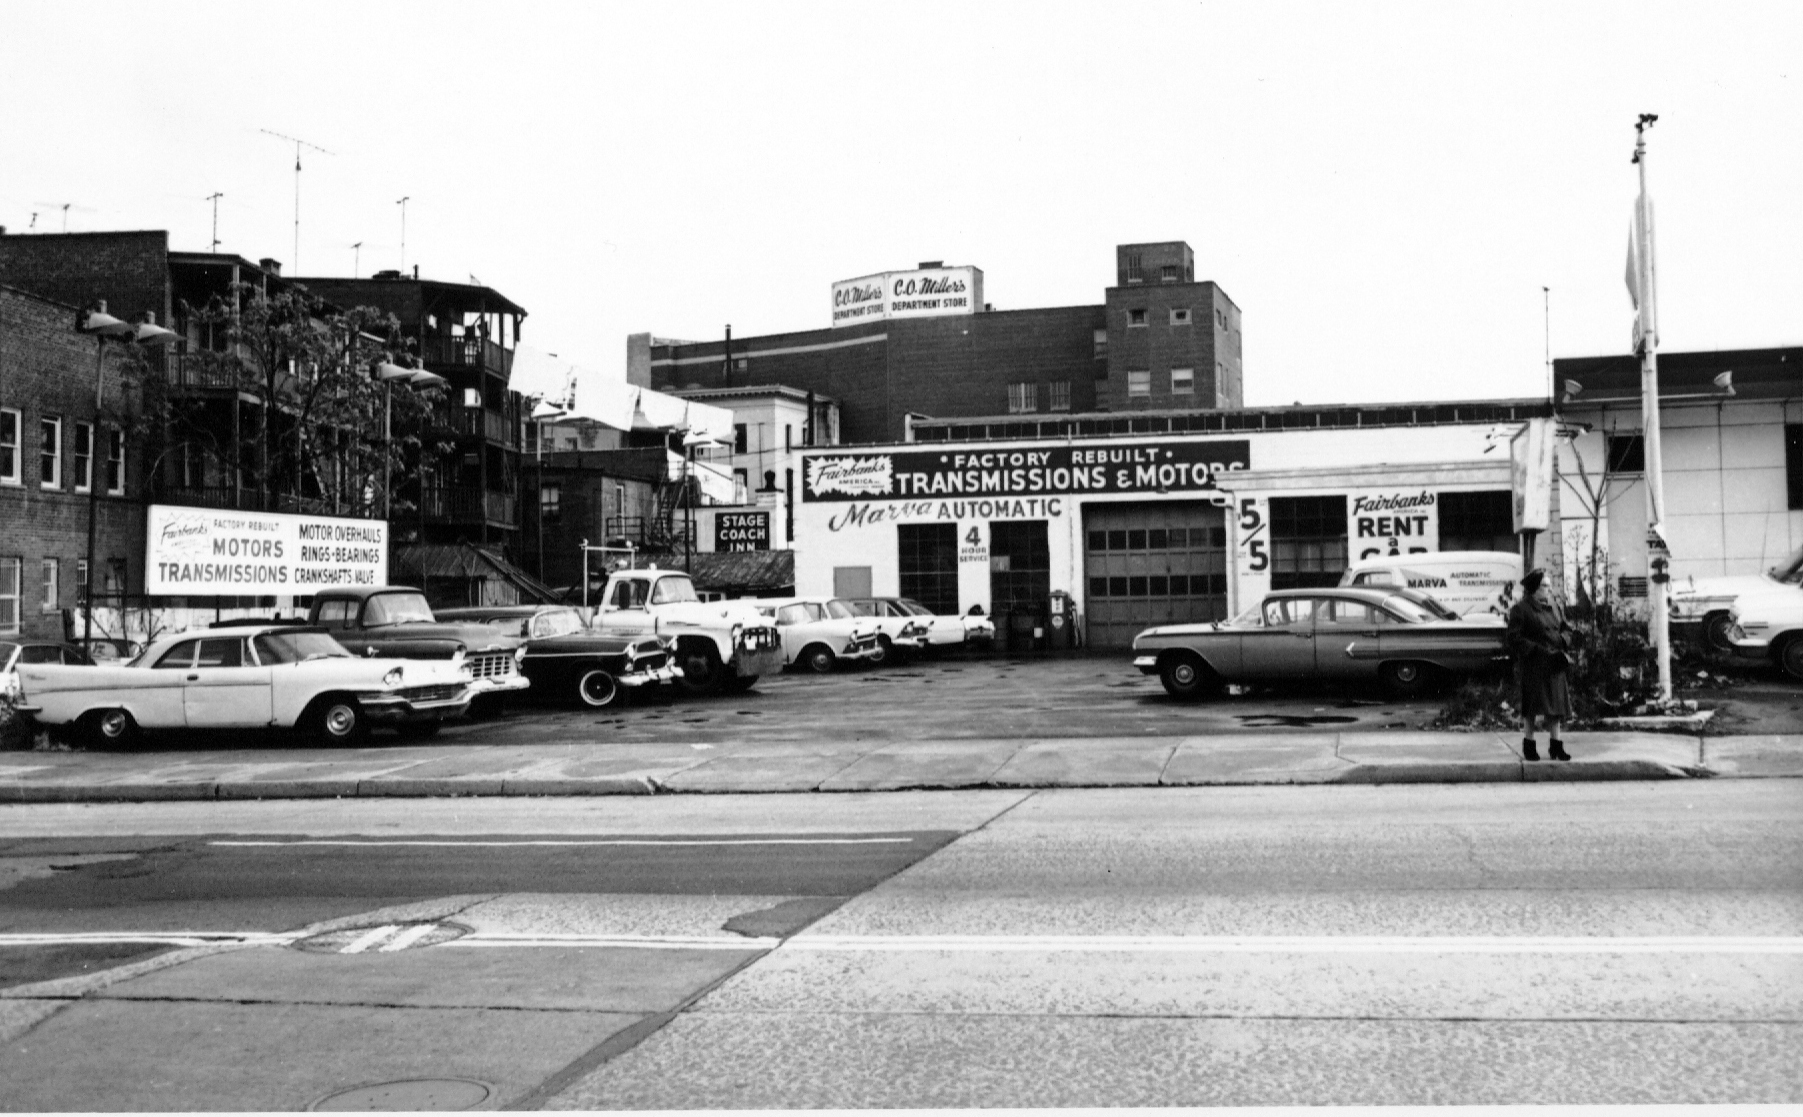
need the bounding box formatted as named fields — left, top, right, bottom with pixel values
left=781, top=935, right=1803, bottom=955
left=338, top=925, right=400, bottom=954
left=208, top=838, right=917, bottom=848
left=377, top=923, right=440, bottom=952
left=0, top=932, right=295, bottom=948
left=444, top=934, right=780, bottom=950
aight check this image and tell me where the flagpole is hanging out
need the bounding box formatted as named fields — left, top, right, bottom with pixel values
left=1632, top=113, right=1673, bottom=704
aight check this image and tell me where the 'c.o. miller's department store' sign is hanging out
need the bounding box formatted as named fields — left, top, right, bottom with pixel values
left=145, top=505, right=388, bottom=596
left=804, top=441, right=1251, bottom=528
left=830, top=265, right=984, bottom=327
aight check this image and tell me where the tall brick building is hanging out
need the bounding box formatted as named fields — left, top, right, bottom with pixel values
left=635, top=240, right=1242, bottom=444
left=0, top=283, right=145, bottom=640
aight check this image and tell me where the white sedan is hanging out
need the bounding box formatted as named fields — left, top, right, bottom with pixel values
left=753, top=598, right=882, bottom=673
left=14, top=624, right=474, bottom=746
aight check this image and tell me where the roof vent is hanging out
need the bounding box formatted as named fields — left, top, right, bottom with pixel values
left=259, top=258, right=282, bottom=276
left=372, top=269, right=402, bottom=280
left=918, top=260, right=944, bottom=269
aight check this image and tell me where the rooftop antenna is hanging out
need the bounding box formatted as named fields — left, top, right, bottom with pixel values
left=205, top=192, right=224, bottom=251
left=260, top=128, right=334, bottom=273
left=396, top=197, right=411, bottom=273
left=1542, top=286, right=1552, bottom=401
left=351, top=241, right=363, bottom=278
left=34, top=202, right=96, bottom=232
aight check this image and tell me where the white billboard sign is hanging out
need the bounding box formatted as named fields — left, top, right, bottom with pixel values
left=146, top=505, right=388, bottom=596
left=831, top=266, right=983, bottom=328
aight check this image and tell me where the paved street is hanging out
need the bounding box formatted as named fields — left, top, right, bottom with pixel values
left=2, top=780, right=1799, bottom=1109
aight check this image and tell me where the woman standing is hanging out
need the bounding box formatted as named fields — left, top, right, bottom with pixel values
left=1506, top=567, right=1573, bottom=761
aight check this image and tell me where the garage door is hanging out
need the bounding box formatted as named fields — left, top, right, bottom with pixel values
left=1083, top=501, right=1229, bottom=649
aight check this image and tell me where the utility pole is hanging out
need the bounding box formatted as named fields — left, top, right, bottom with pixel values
left=1629, top=113, right=1673, bottom=704
left=260, top=129, right=333, bottom=272
left=396, top=197, right=411, bottom=273
left=206, top=193, right=224, bottom=251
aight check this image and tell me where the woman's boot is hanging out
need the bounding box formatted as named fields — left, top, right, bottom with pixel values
left=1549, top=739, right=1571, bottom=762
left=1521, top=737, right=1540, bottom=762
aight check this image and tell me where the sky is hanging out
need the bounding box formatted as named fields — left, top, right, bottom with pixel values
left=2, top=0, right=1798, bottom=408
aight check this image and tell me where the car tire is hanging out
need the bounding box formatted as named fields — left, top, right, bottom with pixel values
left=802, top=644, right=837, bottom=674
left=577, top=668, right=622, bottom=708
left=1778, top=636, right=1803, bottom=681
left=1159, top=653, right=1220, bottom=700
left=1380, top=660, right=1434, bottom=698
left=868, top=635, right=895, bottom=667
left=80, top=708, right=139, bottom=749
left=307, top=695, right=368, bottom=745
left=675, top=641, right=724, bottom=695
left=394, top=721, right=442, bottom=740
left=1701, top=611, right=1737, bottom=655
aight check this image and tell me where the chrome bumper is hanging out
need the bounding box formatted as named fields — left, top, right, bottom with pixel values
left=469, top=673, right=532, bottom=695
left=1132, top=655, right=1159, bottom=674
left=358, top=690, right=474, bottom=723
left=619, top=662, right=682, bottom=687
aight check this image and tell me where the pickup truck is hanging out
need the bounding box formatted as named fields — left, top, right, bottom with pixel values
left=305, top=585, right=531, bottom=707
left=592, top=567, right=783, bottom=695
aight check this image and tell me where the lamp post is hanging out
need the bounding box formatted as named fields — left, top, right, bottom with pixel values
left=79, top=302, right=176, bottom=648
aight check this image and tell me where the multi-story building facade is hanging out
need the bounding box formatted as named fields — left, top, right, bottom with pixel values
left=634, top=240, right=1240, bottom=444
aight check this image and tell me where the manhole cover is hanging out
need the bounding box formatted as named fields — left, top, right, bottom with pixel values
left=295, top=922, right=469, bottom=954
left=312, top=1078, right=490, bottom=1111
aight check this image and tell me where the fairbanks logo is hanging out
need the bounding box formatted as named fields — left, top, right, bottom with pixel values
left=807, top=455, right=893, bottom=497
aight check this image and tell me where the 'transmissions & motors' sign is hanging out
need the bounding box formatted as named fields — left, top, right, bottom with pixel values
left=145, top=505, right=388, bottom=595
left=714, top=510, right=771, bottom=552
left=802, top=441, right=1250, bottom=503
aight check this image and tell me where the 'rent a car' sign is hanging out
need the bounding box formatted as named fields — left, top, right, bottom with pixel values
left=145, top=505, right=388, bottom=596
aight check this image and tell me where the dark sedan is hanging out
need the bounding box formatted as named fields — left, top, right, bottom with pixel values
left=1131, top=586, right=1508, bottom=699
left=436, top=606, right=678, bottom=708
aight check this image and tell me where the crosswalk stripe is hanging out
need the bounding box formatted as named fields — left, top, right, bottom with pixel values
left=338, top=925, right=400, bottom=954
left=377, top=924, right=440, bottom=952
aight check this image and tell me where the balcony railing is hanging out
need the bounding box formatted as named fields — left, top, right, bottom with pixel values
left=448, top=407, right=519, bottom=446
left=421, top=336, right=513, bottom=377
left=422, top=487, right=516, bottom=526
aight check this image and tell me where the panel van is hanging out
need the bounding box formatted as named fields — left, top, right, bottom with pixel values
left=1338, top=551, right=1524, bottom=620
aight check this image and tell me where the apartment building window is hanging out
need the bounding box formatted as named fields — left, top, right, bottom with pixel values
left=1170, top=368, right=1195, bottom=396
left=73, top=422, right=93, bottom=493
left=0, top=410, right=17, bottom=485
left=40, top=418, right=61, bottom=489
left=76, top=560, right=88, bottom=601
left=105, top=559, right=125, bottom=598
left=784, top=424, right=793, bottom=452
left=1127, top=309, right=1147, bottom=327
left=40, top=559, right=58, bottom=613
left=539, top=483, right=562, bottom=522
left=1093, top=329, right=1108, bottom=358
left=1127, top=370, right=1151, bottom=397
left=1007, top=382, right=1038, bottom=414
left=734, top=468, right=749, bottom=504
left=1048, top=380, right=1071, bottom=412
left=1161, top=265, right=1178, bottom=283
left=734, top=424, right=748, bottom=454
left=1606, top=434, right=1645, bottom=474
left=1126, top=253, right=1143, bottom=283
left=1438, top=490, right=1518, bottom=553
left=1170, top=308, right=1191, bottom=326
left=0, top=558, right=18, bottom=634
left=1788, top=425, right=1803, bottom=510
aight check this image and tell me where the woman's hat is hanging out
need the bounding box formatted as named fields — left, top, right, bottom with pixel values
left=1522, top=568, right=1546, bottom=593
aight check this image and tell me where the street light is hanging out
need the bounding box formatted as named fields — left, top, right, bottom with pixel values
left=79, top=302, right=177, bottom=648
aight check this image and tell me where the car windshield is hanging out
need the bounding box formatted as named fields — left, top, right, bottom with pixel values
left=650, top=576, right=699, bottom=605
left=1772, top=543, right=1803, bottom=584
left=253, top=631, right=354, bottom=664
left=896, top=599, right=935, bottom=616
left=532, top=610, right=585, bottom=638
left=363, top=593, right=435, bottom=625
left=1382, top=596, right=1435, bottom=623
left=824, top=600, right=856, bottom=620
left=1230, top=602, right=1267, bottom=627
left=1395, top=588, right=1460, bottom=620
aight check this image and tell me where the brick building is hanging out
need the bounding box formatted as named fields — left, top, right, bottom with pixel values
left=635, top=240, right=1241, bottom=444
left=0, top=283, right=145, bottom=641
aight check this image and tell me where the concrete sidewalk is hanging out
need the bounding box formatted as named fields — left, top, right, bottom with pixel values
left=1, top=731, right=1799, bottom=802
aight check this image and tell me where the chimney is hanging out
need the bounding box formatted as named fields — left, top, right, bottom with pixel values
left=918, top=260, right=943, bottom=269
left=259, top=257, right=282, bottom=276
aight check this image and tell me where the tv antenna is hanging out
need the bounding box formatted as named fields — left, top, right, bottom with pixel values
left=205, top=192, right=224, bottom=251
left=33, top=202, right=96, bottom=232
left=260, top=128, right=334, bottom=272
left=351, top=241, right=363, bottom=278
left=396, top=196, right=411, bottom=273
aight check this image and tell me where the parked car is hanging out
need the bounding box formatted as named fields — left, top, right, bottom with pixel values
left=1671, top=543, right=1803, bottom=652
left=1339, top=551, right=1523, bottom=620
left=753, top=597, right=881, bottom=673
left=847, top=597, right=992, bottom=652
left=841, top=599, right=933, bottom=664
left=306, top=586, right=530, bottom=711
left=12, top=624, right=473, bottom=745
left=2, top=640, right=95, bottom=703
left=1726, top=584, right=1803, bottom=680
left=1131, top=586, right=1509, bottom=699
left=593, top=568, right=784, bottom=695
left=437, top=605, right=679, bottom=707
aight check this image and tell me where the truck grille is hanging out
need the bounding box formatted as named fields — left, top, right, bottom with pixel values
left=468, top=652, right=517, bottom=679
left=394, top=684, right=465, bottom=703
left=738, top=626, right=780, bottom=651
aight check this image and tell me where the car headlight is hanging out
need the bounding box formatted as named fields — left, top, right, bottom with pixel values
left=732, top=622, right=743, bottom=645
left=514, top=645, right=528, bottom=663
left=383, top=667, right=404, bottom=686
left=459, top=663, right=474, bottom=679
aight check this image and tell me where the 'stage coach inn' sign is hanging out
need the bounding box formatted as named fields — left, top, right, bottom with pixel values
left=803, top=441, right=1251, bottom=502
